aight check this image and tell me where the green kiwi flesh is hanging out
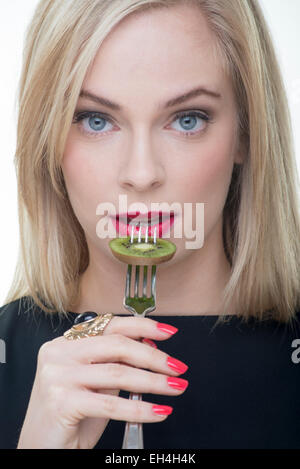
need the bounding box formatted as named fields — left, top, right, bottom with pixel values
left=109, top=237, right=176, bottom=265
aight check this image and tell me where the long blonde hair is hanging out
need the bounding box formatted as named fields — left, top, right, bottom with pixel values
left=4, top=0, right=300, bottom=323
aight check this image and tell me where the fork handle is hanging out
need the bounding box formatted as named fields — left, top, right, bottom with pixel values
left=121, top=392, right=144, bottom=449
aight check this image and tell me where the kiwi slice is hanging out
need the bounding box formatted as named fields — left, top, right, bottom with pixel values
left=109, top=237, right=176, bottom=265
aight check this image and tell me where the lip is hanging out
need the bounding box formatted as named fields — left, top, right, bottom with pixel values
left=110, top=211, right=175, bottom=237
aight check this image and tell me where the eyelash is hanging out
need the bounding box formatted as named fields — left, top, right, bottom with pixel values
left=72, top=109, right=212, bottom=138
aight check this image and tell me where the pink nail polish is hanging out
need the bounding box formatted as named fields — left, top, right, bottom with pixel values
left=142, top=338, right=157, bottom=348
left=152, top=405, right=173, bottom=416
left=167, top=356, right=189, bottom=374
left=167, top=377, right=189, bottom=390
left=156, top=322, right=178, bottom=335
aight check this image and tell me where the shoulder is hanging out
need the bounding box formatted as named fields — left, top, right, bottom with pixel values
left=0, top=295, right=37, bottom=316
left=0, top=296, right=36, bottom=337
left=0, top=295, right=74, bottom=349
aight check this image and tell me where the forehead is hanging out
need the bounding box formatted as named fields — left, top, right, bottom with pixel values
left=82, top=3, right=232, bottom=107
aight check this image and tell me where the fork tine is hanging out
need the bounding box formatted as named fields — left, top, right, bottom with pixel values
left=138, top=223, right=142, bottom=243
left=143, top=266, right=148, bottom=297
left=125, top=264, right=132, bottom=298
left=151, top=265, right=156, bottom=298
left=130, top=224, right=135, bottom=243
left=134, top=265, right=140, bottom=297
left=153, top=226, right=157, bottom=244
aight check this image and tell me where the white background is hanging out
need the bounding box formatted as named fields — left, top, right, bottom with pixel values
left=0, top=0, right=299, bottom=305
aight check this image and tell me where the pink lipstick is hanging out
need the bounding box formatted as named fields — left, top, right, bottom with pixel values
left=110, top=211, right=175, bottom=237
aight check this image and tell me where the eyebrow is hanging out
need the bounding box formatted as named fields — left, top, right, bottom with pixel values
left=79, top=86, right=221, bottom=111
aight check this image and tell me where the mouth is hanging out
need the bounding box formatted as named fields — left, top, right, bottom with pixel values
left=110, top=211, right=176, bottom=237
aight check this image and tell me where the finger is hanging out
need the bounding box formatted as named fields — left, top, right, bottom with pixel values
left=75, top=363, right=189, bottom=395
left=70, top=334, right=189, bottom=376
left=103, top=316, right=178, bottom=341
left=73, top=389, right=174, bottom=423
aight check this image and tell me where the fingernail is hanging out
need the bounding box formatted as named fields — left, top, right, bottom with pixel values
left=167, top=377, right=189, bottom=390
left=152, top=405, right=173, bottom=416
left=142, top=338, right=157, bottom=348
left=156, top=322, right=178, bottom=335
left=167, top=356, right=189, bottom=374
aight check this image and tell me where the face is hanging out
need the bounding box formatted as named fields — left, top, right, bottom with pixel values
left=62, top=3, right=243, bottom=269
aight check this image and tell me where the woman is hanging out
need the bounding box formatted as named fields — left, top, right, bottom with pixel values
left=0, top=0, right=299, bottom=449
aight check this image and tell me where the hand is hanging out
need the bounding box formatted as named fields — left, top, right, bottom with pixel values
left=17, top=316, right=188, bottom=449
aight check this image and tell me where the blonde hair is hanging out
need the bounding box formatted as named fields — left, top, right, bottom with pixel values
left=4, top=0, right=300, bottom=324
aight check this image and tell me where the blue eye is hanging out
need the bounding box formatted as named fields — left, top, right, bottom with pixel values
left=171, top=111, right=210, bottom=134
left=88, top=115, right=106, bottom=131
left=73, top=112, right=113, bottom=135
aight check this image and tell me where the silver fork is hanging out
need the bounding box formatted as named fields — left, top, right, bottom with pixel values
left=121, top=223, right=157, bottom=449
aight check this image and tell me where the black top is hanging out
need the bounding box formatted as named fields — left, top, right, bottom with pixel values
left=0, top=296, right=300, bottom=449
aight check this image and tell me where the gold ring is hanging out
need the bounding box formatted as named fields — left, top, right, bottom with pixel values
left=64, top=312, right=114, bottom=340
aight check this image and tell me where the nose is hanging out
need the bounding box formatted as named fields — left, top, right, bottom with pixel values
left=117, top=129, right=165, bottom=192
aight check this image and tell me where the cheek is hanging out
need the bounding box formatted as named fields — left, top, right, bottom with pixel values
left=182, top=140, right=234, bottom=201
left=177, top=128, right=236, bottom=234
left=61, top=133, right=103, bottom=225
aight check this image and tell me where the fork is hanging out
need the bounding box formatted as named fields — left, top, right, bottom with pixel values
left=121, top=223, right=157, bottom=449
